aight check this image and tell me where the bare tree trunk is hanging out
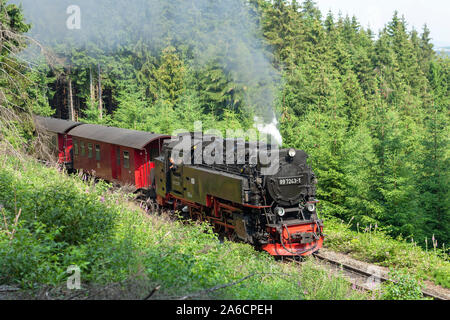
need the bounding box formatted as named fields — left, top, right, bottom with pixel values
left=56, top=79, right=61, bottom=118
left=76, top=92, right=80, bottom=121
left=98, top=63, right=103, bottom=120
left=90, top=66, right=94, bottom=104
left=68, top=70, right=75, bottom=121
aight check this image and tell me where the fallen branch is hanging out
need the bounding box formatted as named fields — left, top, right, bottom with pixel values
left=66, top=290, right=87, bottom=300
left=0, top=285, right=19, bottom=292
left=143, top=285, right=161, bottom=300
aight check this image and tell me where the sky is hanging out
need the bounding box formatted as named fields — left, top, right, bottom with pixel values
left=314, top=0, right=450, bottom=47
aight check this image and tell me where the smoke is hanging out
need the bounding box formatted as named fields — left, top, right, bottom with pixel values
left=13, top=0, right=281, bottom=131
left=254, top=115, right=283, bottom=146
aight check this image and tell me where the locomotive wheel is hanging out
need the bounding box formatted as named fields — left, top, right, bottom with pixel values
left=150, top=202, right=159, bottom=214
left=145, top=198, right=159, bottom=214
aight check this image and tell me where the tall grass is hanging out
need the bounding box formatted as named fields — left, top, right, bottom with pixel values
left=324, top=216, right=450, bottom=288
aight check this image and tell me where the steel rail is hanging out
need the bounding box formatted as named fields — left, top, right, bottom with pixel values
left=285, top=253, right=445, bottom=300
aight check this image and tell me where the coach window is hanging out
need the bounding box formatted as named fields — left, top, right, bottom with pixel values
left=81, top=141, right=85, bottom=156
left=74, top=140, right=79, bottom=155
left=95, top=145, right=101, bottom=161
left=123, top=151, right=130, bottom=169
left=88, top=143, right=93, bottom=158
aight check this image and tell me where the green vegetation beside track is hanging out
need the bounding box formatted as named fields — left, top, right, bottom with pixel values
left=0, top=154, right=368, bottom=300
left=324, top=216, right=450, bottom=288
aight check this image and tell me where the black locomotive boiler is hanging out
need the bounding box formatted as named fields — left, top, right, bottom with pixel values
left=154, top=133, right=324, bottom=256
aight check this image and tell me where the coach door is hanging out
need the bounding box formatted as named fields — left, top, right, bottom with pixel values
left=111, top=146, right=122, bottom=181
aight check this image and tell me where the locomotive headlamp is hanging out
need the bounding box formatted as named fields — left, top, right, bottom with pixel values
left=306, top=203, right=316, bottom=212
left=274, top=207, right=285, bottom=217
left=288, top=148, right=296, bottom=158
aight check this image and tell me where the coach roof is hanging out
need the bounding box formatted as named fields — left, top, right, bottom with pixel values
left=67, top=123, right=171, bottom=150
left=34, top=116, right=82, bottom=134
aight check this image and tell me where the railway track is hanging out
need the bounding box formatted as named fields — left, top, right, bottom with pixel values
left=286, top=253, right=447, bottom=300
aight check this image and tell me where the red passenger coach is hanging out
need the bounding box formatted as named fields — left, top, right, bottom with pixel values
left=34, top=116, right=82, bottom=168
left=67, top=124, right=170, bottom=190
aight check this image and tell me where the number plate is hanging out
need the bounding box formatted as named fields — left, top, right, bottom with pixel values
left=278, top=176, right=303, bottom=186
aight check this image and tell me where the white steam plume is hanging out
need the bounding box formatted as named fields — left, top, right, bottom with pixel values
left=14, top=0, right=282, bottom=126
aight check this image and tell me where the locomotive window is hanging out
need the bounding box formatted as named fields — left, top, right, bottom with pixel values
left=150, top=146, right=159, bottom=161
left=95, top=145, right=101, bottom=161
left=88, top=143, right=93, bottom=158
left=81, top=141, right=85, bottom=156
left=74, top=140, right=78, bottom=155
left=123, top=151, right=130, bottom=169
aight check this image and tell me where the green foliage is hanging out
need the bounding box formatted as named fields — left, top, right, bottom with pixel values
left=0, top=0, right=30, bottom=51
left=1, top=0, right=449, bottom=294
left=0, top=159, right=117, bottom=246
left=13, top=0, right=447, bottom=251
left=296, top=258, right=366, bottom=300
left=382, top=269, right=424, bottom=300
left=0, top=221, right=67, bottom=287
left=0, top=154, right=367, bottom=299
left=324, top=216, right=450, bottom=288
left=267, top=1, right=449, bottom=248
left=0, top=0, right=53, bottom=151
left=43, top=0, right=446, bottom=248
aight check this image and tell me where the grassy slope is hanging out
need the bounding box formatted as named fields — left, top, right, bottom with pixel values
left=323, top=216, right=450, bottom=288
left=0, top=154, right=366, bottom=300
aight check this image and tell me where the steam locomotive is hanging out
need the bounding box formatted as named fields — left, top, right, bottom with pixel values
left=35, top=116, right=324, bottom=256
left=154, top=133, right=324, bottom=256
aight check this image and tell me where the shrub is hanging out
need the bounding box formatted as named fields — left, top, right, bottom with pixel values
left=382, top=270, right=424, bottom=300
